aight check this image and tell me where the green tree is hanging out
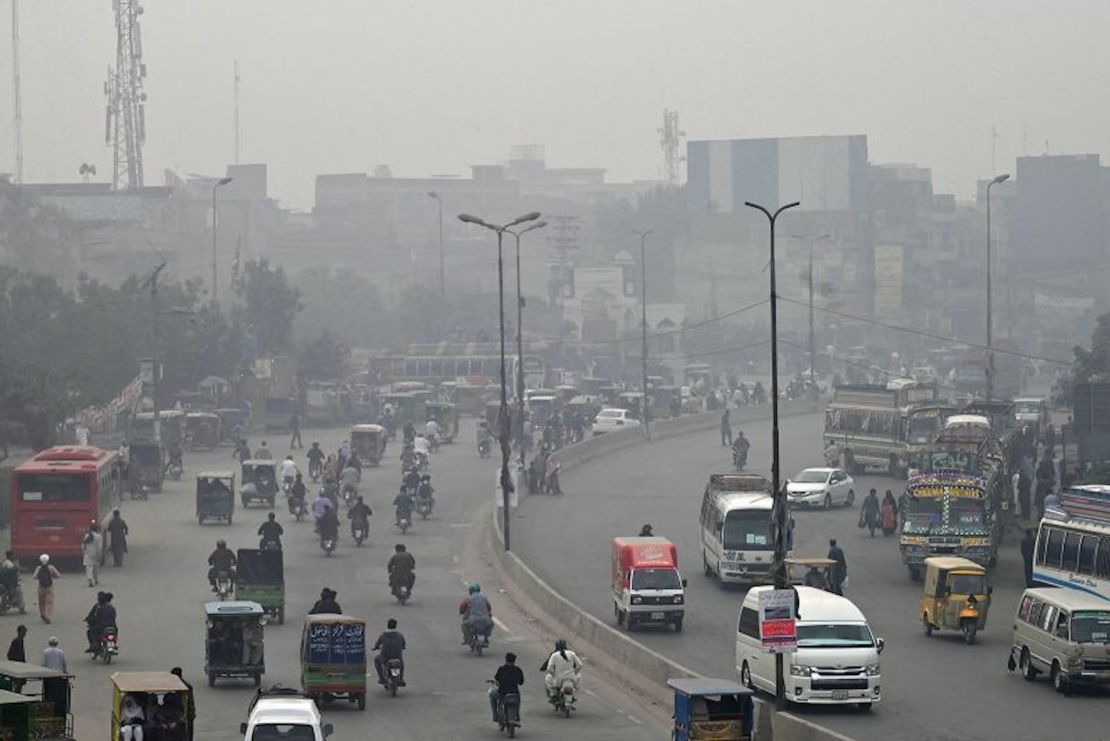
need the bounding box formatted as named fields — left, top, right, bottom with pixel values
left=234, top=259, right=301, bottom=355
left=1073, top=311, right=1110, bottom=382
left=0, top=184, right=81, bottom=280
left=298, top=330, right=351, bottom=381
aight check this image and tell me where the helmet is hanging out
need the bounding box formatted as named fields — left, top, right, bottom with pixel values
left=468, top=582, right=481, bottom=594
left=39, top=554, right=49, bottom=565
left=554, top=638, right=567, bottom=652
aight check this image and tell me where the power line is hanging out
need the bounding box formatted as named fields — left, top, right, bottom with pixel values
left=777, top=338, right=963, bottom=393
left=778, top=295, right=1072, bottom=367
left=588, top=298, right=769, bottom=348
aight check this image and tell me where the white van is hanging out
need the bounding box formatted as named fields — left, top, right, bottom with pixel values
left=1007, top=587, right=1110, bottom=694
left=735, top=586, right=884, bottom=710
left=701, top=474, right=788, bottom=585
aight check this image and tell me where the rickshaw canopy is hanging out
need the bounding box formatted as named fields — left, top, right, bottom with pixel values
left=205, top=600, right=264, bottom=618
left=0, top=661, right=71, bottom=681
left=110, top=671, right=188, bottom=694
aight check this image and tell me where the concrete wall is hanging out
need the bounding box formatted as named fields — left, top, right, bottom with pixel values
left=491, top=400, right=852, bottom=740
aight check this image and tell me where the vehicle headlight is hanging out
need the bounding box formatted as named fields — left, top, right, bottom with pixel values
left=1064, top=656, right=1083, bottom=671
left=673, top=595, right=684, bottom=605
left=631, top=596, right=642, bottom=605
left=789, top=665, right=812, bottom=677
left=866, top=663, right=881, bottom=676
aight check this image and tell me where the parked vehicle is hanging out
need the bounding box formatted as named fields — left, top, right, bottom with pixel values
left=787, top=468, right=855, bottom=509
left=1007, top=587, right=1110, bottom=694
left=611, top=536, right=686, bottom=632
left=592, top=407, right=641, bottom=435
left=920, top=557, right=992, bottom=645
left=0, top=660, right=75, bottom=739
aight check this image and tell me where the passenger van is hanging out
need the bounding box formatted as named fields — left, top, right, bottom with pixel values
left=700, top=474, right=788, bottom=585
left=1008, top=587, right=1110, bottom=694
left=735, top=586, right=883, bottom=710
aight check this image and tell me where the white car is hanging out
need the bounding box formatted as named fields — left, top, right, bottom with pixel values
left=592, top=407, right=641, bottom=435
left=787, top=467, right=855, bottom=509
left=240, top=692, right=333, bottom=741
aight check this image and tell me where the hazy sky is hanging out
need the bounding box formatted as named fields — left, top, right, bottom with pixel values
left=1, top=1, right=1108, bottom=209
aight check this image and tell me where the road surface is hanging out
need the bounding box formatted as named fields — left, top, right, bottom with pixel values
left=18, top=425, right=663, bottom=740
left=514, top=411, right=1109, bottom=741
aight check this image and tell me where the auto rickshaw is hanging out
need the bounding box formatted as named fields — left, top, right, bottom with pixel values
left=350, top=424, right=386, bottom=466
left=215, top=407, right=244, bottom=444
left=240, top=460, right=278, bottom=508
left=110, top=671, right=193, bottom=741
left=129, top=441, right=165, bottom=492
left=0, top=690, right=36, bottom=741
left=196, top=472, right=235, bottom=525
left=236, top=548, right=285, bottom=625
left=204, top=601, right=266, bottom=687
left=185, top=412, right=220, bottom=451
left=301, top=614, right=366, bottom=710
left=920, top=556, right=992, bottom=645
left=425, top=402, right=459, bottom=442
left=484, top=400, right=503, bottom=429
left=786, top=557, right=839, bottom=591
left=0, top=660, right=74, bottom=740
left=667, top=677, right=755, bottom=741
left=158, top=410, right=185, bottom=449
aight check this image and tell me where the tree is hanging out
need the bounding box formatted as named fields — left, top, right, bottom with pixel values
left=298, top=330, right=350, bottom=381
left=233, top=259, right=301, bottom=355
left=293, top=267, right=387, bottom=347
left=0, top=183, right=81, bottom=280
left=1073, top=311, right=1110, bottom=382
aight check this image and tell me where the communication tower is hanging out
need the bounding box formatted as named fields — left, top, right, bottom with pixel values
left=659, top=109, right=685, bottom=185
left=104, top=0, right=147, bottom=189
left=11, top=0, right=22, bottom=183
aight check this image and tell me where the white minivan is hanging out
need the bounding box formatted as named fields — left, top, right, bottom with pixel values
left=735, top=586, right=884, bottom=710
left=1007, top=587, right=1110, bottom=694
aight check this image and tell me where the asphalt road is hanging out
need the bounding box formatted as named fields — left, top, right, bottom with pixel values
left=17, top=424, right=663, bottom=740
left=514, top=412, right=1110, bottom=741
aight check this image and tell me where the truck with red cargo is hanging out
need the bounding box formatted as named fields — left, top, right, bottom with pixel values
left=611, top=536, right=686, bottom=632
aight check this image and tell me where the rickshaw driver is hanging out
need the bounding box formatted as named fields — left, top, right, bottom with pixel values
left=804, top=565, right=829, bottom=590
left=207, top=539, right=237, bottom=590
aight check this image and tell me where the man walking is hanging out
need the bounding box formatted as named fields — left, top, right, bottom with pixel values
left=7, top=625, right=26, bottom=662
left=82, top=523, right=103, bottom=587
left=827, top=539, right=848, bottom=595
left=1021, top=529, right=1037, bottom=588
left=41, top=637, right=66, bottom=673
left=1017, top=468, right=1032, bottom=521
left=289, top=411, right=303, bottom=450
left=720, top=409, right=732, bottom=447
left=107, top=510, right=129, bottom=567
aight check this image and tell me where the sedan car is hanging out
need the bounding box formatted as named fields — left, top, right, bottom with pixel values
left=787, top=467, right=855, bottom=509
left=591, top=407, right=641, bottom=435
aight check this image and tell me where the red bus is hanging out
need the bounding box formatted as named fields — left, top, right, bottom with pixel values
left=9, top=446, right=120, bottom=561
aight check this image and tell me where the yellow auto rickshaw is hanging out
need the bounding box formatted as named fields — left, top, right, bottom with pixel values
left=786, top=557, right=838, bottom=591
left=110, top=672, right=193, bottom=741
left=920, top=556, right=992, bottom=645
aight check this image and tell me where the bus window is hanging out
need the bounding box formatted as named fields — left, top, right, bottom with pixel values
left=405, top=360, right=418, bottom=376
left=1062, top=532, right=1083, bottom=571
left=1078, top=535, right=1098, bottom=576
left=17, top=473, right=91, bottom=502
left=1098, top=536, right=1110, bottom=579
left=430, top=361, right=443, bottom=377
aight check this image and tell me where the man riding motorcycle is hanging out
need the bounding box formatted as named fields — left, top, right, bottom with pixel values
left=311, top=489, right=332, bottom=525
left=393, top=486, right=414, bottom=527
left=416, top=474, right=435, bottom=511
left=288, top=473, right=308, bottom=516
left=84, top=590, right=117, bottom=654
left=0, top=551, right=24, bottom=613
left=460, top=582, right=493, bottom=646
left=402, top=467, right=422, bottom=495
left=373, top=618, right=407, bottom=687
left=541, top=638, right=583, bottom=704
left=339, top=463, right=360, bottom=502
left=280, top=455, right=299, bottom=491
left=317, top=502, right=340, bottom=549
left=424, top=418, right=441, bottom=450
left=258, top=512, right=284, bottom=549
left=347, top=496, right=372, bottom=539
left=387, top=544, right=416, bottom=597
left=412, top=434, right=430, bottom=468
left=306, top=442, right=325, bottom=481
left=207, top=539, right=237, bottom=590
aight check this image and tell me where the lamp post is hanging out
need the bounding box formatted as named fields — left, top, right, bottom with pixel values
left=745, top=199, right=800, bottom=710
left=633, top=229, right=654, bottom=440
left=985, top=173, right=1010, bottom=402
left=792, top=233, right=832, bottom=404
left=507, top=220, right=548, bottom=471
left=458, top=210, right=542, bottom=552
left=211, top=176, right=233, bottom=297
left=427, top=191, right=445, bottom=305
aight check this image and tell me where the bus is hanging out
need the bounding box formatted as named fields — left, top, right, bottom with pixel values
left=9, top=446, right=120, bottom=561
left=700, top=473, right=789, bottom=586
left=1033, top=486, right=1110, bottom=602
left=370, top=353, right=543, bottom=396
left=824, top=380, right=941, bottom=477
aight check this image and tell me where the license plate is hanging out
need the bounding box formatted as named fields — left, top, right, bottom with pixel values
left=831, top=690, right=848, bottom=700
left=650, top=612, right=665, bottom=620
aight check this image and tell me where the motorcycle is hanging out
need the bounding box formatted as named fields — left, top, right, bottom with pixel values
left=321, top=535, right=336, bottom=557
left=466, top=621, right=491, bottom=656
left=414, top=451, right=429, bottom=472
left=130, top=482, right=149, bottom=501
left=415, top=492, right=434, bottom=520
left=260, top=536, right=282, bottom=551
left=214, top=571, right=233, bottom=601
left=92, top=626, right=119, bottom=664
left=732, top=447, right=748, bottom=471
left=166, top=460, right=183, bottom=481
left=287, top=494, right=307, bottom=522
left=391, top=581, right=411, bottom=605
left=488, top=681, right=521, bottom=738
left=478, top=437, right=492, bottom=459
left=396, top=509, right=411, bottom=535
left=351, top=517, right=369, bottom=547
left=0, top=583, right=25, bottom=615
left=429, top=434, right=440, bottom=453
left=308, top=460, right=322, bottom=483
left=341, top=484, right=358, bottom=510
left=282, top=476, right=294, bottom=496
left=384, top=658, right=404, bottom=697
left=550, top=679, right=577, bottom=718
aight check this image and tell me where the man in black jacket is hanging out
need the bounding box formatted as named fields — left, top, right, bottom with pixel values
left=372, top=618, right=406, bottom=685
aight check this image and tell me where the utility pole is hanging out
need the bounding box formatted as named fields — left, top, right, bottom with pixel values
left=792, top=234, right=832, bottom=404
left=211, top=176, right=233, bottom=297
left=746, top=199, right=800, bottom=711
left=508, top=220, right=548, bottom=470
left=11, top=0, right=22, bottom=183
left=105, top=0, right=147, bottom=189
left=985, top=173, right=1010, bottom=402
left=142, top=262, right=166, bottom=441
left=427, top=191, right=445, bottom=305
left=547, top=215, right=579, bottom=362
left=234, top=59, right=240, bottom=165
left=634, top=229, right=654, bottom=439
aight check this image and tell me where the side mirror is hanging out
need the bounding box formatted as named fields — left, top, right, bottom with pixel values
left=681, top=578, right=688, bottom=588
left=876, top=637, right=885, bottom=654
left=240, top=723, right=248, bottom=734
left=323, top=722, right=334, bottom=737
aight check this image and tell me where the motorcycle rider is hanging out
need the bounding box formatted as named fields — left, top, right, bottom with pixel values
left=732, top=431, right=750, bottom=468
left=347, top=496, right=372, bottom=539
left=412, top=434, right=431, bottom=467
left=207, top=540, right=237, bottom=591
left=309, top=588, right=342, bottom=615
left=166, top=440, right=184, bottom=474
left=340, top=462, right=360, bottom=501
left=393, top=486, right=414, bottom=527
left=258, top=513, right=284, bottom=549
left=402, top=422, right=416, bottom=446
left=540, top=638, right=582, bottom=704
left=372, top=618, right=407, bottom=687
left=233, top=438, right=251, bottom=464
left=489, top=652, right=524, bottom=723
left=311, top=488, right=332, bottom=525
left=84, top=591, right=117, bottom=653
left=280, top=455, right=299, bottom=489
left=0, top=551, right=24, bottom=613
left=387, top=544, right=416, bottom=596
left=459, top=582, right=493, bottom=646
left=306, top=441, right=325, bottom=480
left=425, top=418, right=441, bottom=449
left=253, top=440, right=273, bottom=460
left=402, top=467, right=422, bottom=495
left=318, top=502, right=340, bottom=549
left=289, top=473, right=308, bottom=515
left=417, top=474, right=435, bottom=510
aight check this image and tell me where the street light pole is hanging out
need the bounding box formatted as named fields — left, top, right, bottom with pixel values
left=985, top=173, right=1010, bottom=402
left=427, top=191, right=445, bottom=305
left=634, top=229, right=654, bottom=440
left=746, top=199, right=800, bottom=711
left=458, top=210, right=542, bottom=552
left=792, top=234, right=832, bottom=404
left=211, top=176, right=233, bottom=298
left=508, top=220, right=548, bottom=471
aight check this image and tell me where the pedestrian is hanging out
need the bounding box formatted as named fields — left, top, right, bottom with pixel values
left=720, top=409, right=732, bottom=447
left=41, top=637, right=66, bottom=673
left=82, top=522, right=103, bottom=587
left=880, top=490, right=898, bottom=536
left=1017, top=468, right=1032, bottom=520
left=859, top=489, right=880, bottom=537
left=827, top=539, right=847, bottom=595
left=107, top=509, right=129, bottom=567
left=1020, top=529, right=1037, bottom=588
left=639, top=524, right=654, bottom=537
left=170, top=666, right=196, bottom=741
left=1043, top=424, right=1056, bottom=456
left=7, top=625, right=26, bottom=661
left=32, top=555, right=61, bottom=624
left=289, top=411, right=303, bottom=450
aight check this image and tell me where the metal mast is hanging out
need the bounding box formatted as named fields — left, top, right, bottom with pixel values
left=105, top=0, right=146, bottom=189
left=11, top=0, right=22, bottom=183
left=234, top=59, right=240, bottom=164
left=659, top=109, right=685, bottom=185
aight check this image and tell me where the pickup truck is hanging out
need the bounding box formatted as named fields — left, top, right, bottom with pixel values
left=240, top=690, right=333, bottom=741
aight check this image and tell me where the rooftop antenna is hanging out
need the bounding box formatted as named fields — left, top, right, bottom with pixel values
left=659, top=109, right=685, bottom=185
left=11, top=0, right=22, bottom=183
left=234, top=59, right=240, bottom=165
